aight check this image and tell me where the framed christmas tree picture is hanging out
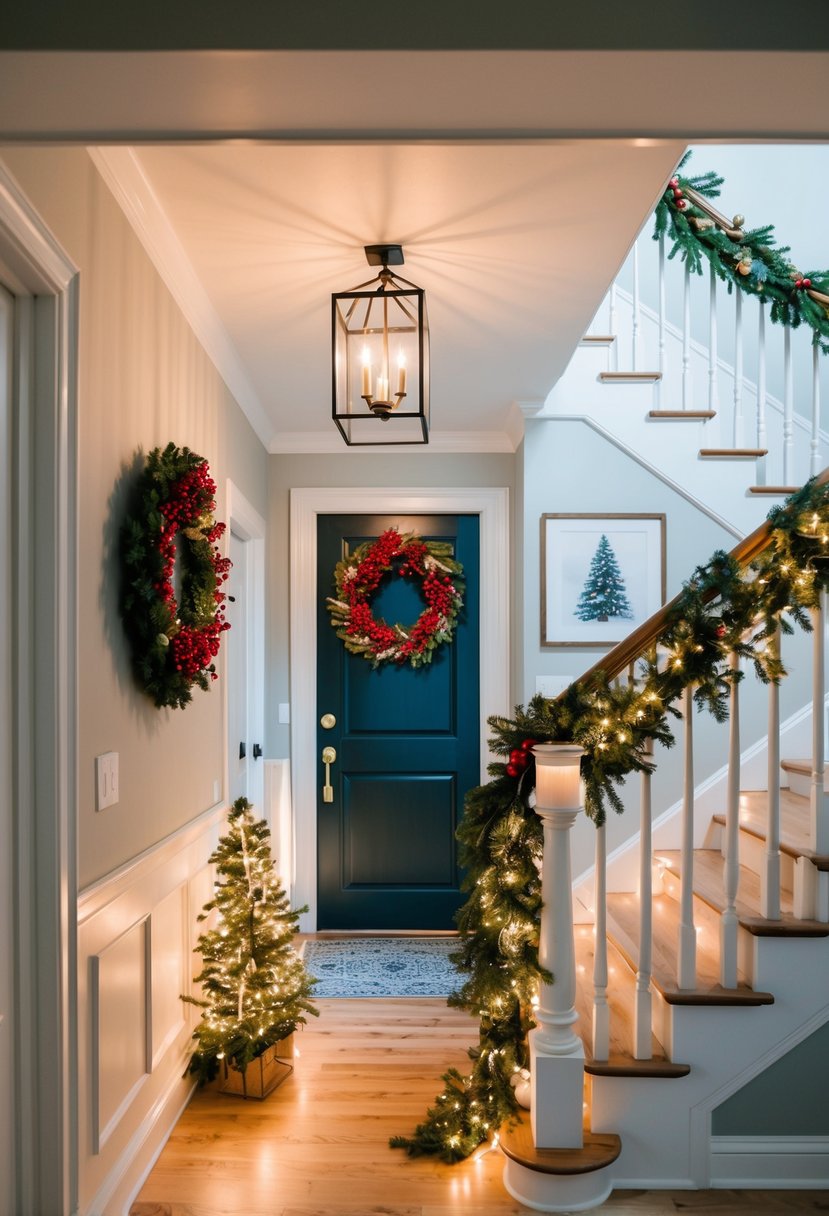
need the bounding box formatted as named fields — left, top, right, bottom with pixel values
left=540, top=513, right=666, bottom=647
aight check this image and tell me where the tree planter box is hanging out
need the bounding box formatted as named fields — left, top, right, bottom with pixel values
left=214, top=1035, right=294, bottom=1100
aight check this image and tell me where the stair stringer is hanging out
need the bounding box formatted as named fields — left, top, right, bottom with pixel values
left=588, top=937, right=829, bottom=1188
left=540, top=336, right=819, bottom=534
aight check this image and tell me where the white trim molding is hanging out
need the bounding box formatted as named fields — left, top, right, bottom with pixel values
left=226, top=480, right=268, bottom=816
left=710, top=1137, right=829, bottom=1187
left=289, top=485, right=510, bottom=929
left=0, top=155, right=80, bottom=1216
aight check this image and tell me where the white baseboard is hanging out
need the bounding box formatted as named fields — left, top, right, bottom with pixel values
left=710, top=1136, right=829, bottom=1187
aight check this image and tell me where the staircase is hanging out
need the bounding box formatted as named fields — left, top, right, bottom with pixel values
left=503, top=230, right=829, bottom=1210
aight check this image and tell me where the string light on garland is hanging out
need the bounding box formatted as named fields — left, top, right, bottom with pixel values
left=120, top=442, right=232, bottom=710
left=392, top=473, right=829, bottom=1163
left=326, top=526, right=464, bottom=669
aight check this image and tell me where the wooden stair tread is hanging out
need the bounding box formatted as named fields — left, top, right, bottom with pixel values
left=660, top=849, right=829, bottom=937
left=648, top=410, right=716, bottom=419
left=573, top=925, right=682, bottom=1073
left=585, top=1056, right=690, bottom=1079
left=607, top=890, right=772, bottom=1005
left=500, top=1117, right=622, bottom=1175
left=699, top=448, right=768, bottom=458
left=599, top=370, right=661, bottom=382
left=712, top=789, right=829, bottom=870
left=781, top=758, right=829, bottom=790
left=748, top=485, right=799, bottom=495
left=581, top=334, right=616, bottom=344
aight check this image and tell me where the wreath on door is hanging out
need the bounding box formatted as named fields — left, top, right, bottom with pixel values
left=326, top=527, right=465, bottom=669
left=120, top=442, right=232, bottom=710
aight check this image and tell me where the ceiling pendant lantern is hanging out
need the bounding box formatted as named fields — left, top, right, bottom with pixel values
left=332, top=244, right=429, bottom=445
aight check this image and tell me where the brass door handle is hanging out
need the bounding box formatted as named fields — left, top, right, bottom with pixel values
left=322, top=746, right=336, bottom=803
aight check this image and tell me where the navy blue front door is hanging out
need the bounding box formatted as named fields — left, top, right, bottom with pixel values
left=317, top=514, right=480, bottom=929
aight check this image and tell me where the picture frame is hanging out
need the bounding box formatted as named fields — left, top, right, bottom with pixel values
left=540, top=513, right=667, bottom=648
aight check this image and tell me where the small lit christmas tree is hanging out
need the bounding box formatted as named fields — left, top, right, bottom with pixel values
left=574, top=534, right=633, bottom=623
left=182, top=797, right=318, bottom=1086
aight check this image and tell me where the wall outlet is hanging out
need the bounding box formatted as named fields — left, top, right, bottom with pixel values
left=95, top=751, right=119, bottom=811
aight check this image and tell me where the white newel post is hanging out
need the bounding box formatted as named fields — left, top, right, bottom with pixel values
left=530, top=743, right=585, bottom=1150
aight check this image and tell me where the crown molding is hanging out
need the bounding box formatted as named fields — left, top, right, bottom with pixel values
left=268, top=428, right=517, bottom=455
left=88, top=147, right=276, bottom=451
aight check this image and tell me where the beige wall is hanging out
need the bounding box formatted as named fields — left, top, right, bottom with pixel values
left=1, top=146, right=268, bottom=888
left=265, top=451, right=516, bottom=757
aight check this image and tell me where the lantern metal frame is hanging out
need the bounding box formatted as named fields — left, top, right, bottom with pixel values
left=332, top=244, right=429, bottom=446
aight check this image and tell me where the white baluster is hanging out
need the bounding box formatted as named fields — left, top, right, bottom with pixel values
left=762, top=622, right=782, bottom=920
left=733, top=288, right=743, bottom=447
left=811, top=588, right=828, bottom=856
left=655, top=233, right=666, bottom=408
left=756, top=304, right=767, bottom=486
left=592, top=821, right=609, bottom=1063
left=720, top=651, right=740, bottom=989
left=609, top=281, right=618, bottom=371
left=783, top=326, right=794, bottom=485
left=634, top=746, right=654, bottom=1060
left=530, top=744, right=585, bottom=1149
left=632, top=239, right=641, bottom=372
left=708, top=263, right=719, bottom=414
left=682, top=262, right=692, bottom=410
left=811, top=343, right=822, bottom=479
left=678, top=685, right=697, bottom=990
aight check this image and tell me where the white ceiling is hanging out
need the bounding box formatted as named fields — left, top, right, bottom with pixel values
left=94, top=138, right=683, bottom=450
left=3, top=47, right=827, bottom=452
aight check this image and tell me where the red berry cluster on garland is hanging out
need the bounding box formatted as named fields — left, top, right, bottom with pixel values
left=668, top=175, right=689, bottom=212
left=505, top=737, right=537, bottom=779
left=327, top=527, right=465, bottom=669
left=120, top=443, right=232, bottom=709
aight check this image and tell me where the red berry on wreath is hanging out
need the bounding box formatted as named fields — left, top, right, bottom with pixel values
left=716, top=624, right=727, bottom=638
left=677, top=198, right=689, bottom=210
left=803, top=278, right=812, bottom=288
left=509, top=748, right=526, bottom=768
left=506, top=763, right=520, bottom=779
left=520, top=737, right=537, bottom=752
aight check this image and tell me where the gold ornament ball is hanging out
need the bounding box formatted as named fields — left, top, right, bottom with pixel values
left=732, top=214, right=745, bottom=228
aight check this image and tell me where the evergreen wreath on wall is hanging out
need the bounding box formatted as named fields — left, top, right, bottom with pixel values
left=326, top=526, right=464, bottom=669
left=120, top=442, right=232, bottom=710
left=392, top=475, right=829, bottom=1163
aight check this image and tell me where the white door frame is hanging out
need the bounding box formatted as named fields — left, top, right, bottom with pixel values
left=226, top=480, right=267, bottom=817
left=0, top=160, right=79, bottom=1214
left=289, top=486, right=510, bottom=930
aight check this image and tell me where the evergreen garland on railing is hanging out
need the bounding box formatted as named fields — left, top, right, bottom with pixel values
left=391, top=476, right=829, bottom=1163
left=655, top=152, right=829, bottom=353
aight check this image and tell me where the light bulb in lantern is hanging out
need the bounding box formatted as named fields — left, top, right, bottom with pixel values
left=396, top=352, right=407, bottom=396
left=361, top=346, right=372, bottom=398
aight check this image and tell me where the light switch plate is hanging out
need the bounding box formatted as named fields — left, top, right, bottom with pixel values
left=96, top=751, right=119, bottom=811
left=278, top=702, right=290, bottom=724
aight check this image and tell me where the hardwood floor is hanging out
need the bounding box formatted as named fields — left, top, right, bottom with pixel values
left=131, top=996, right=827, bottom=1216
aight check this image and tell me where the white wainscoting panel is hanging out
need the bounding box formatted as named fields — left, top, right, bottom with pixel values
left=92, top=919, right=149, bottom=1153
left=150, top=885, right=188, bottom=1069
left=77, top=802, right=226, bottom=1215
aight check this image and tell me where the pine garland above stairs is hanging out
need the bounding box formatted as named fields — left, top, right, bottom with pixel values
left=655, top=151, right=829, bottom=353
left=392, top=472, right=829, bottom=1163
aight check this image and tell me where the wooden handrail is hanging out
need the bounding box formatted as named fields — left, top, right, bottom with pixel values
left=576, top=467, right=829, bottom=689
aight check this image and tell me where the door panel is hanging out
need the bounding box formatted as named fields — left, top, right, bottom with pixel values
left=317, top=513, right=479, bottom=929
left=0, top=282, right=14, bottom=1214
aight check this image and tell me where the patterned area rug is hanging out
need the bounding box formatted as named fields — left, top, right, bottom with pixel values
left=302, top=936, right=461, bottom=998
